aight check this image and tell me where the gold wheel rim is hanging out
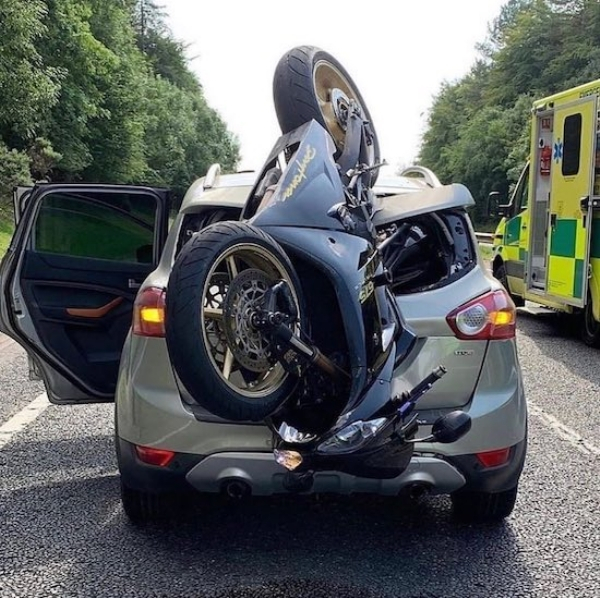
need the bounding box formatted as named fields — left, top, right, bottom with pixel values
left=200, top=243, right=300, bottom=399
left=313, top=60, right=364, bottom=151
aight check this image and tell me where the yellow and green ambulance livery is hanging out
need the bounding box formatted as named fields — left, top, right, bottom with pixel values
left=492, top=78, right=600, bottom=346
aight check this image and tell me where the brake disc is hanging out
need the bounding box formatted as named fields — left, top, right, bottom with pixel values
left=223, top=269, right=273, bottom=372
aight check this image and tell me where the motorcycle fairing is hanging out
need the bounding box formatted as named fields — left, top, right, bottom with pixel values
left=261, top=227, right=382, bottom=396
left=245, top=120, right=347, bottom=230
left=276, top=349, right=415, bottom=480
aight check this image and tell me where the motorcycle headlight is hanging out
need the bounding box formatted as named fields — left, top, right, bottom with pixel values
left=317, top=417, right=388, bottom=454
left=277, top=422, right=316, bottom=444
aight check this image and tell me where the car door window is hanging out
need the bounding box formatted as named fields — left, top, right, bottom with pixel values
left=33, top=191, right=157, bottom=264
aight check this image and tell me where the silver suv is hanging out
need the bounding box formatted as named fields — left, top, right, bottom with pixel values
left=0, top=166, right=527, bottom=524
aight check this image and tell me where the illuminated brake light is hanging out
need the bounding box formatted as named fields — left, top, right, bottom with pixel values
left=476, top=447, right=511, bottom=468
left=446, top=289, right=516, bottom=340
left=133, top=287, right=166, bottom=337
left=135, top=445, right=175, bottom=467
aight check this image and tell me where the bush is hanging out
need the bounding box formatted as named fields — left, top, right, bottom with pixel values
left=0, top=143, right=32, bottom=213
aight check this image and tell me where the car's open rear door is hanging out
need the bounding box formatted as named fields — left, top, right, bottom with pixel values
left=12, top=185, right=34, bottom=225
left=0, top=184, right=169, bottom=404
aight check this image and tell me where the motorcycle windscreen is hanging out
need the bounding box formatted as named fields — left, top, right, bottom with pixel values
left=248, top=120, right=347, bottom=231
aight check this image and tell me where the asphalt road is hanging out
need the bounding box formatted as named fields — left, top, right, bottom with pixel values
left=1, top=315, right=599, bottom=598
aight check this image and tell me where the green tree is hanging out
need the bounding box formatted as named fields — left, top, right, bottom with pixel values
left=142, top=77, right=239, bottom=200
left=419, top=0, right=600, bottom=226
left=0, top=0, right=239, bottom=212
left=0, top=144, right=31, bottom=211
left=36, top=0, right=148, bottom=182
left=0, top=0, right=60, bottom=141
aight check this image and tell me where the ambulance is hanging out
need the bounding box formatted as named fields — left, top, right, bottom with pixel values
left=492, top=78, right=600, bottom=346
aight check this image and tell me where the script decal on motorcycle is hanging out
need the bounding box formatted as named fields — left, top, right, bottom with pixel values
left=359, top=280, right=375, bottom=304
left=282, top=145, right=317, bottom=200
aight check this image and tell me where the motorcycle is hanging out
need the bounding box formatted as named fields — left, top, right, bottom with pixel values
left=165, top=46, right=472, bottom=485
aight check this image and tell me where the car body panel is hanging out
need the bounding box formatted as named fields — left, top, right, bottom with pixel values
left=116, top=334, right=525, bottom=459
left=12, top=185, right=33, bottom=225
left=373, top=183, right=475, bottom=226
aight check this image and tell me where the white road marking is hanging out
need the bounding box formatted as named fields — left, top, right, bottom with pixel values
left=0, top=393, right=49, bottom=450
left=529, top=400, right=600, bottom=457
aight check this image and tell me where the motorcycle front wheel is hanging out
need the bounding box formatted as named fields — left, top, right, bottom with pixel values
left=166, top=222, right=305, bottom=422
left=273, top=45, right=380, bottom=168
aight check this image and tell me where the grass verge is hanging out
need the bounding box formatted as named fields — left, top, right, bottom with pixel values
left=0, top=210, right=14, bottom=258
left=479, top=243, right=494, bottom=262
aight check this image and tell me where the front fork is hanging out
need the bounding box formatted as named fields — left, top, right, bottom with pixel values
left=251, top=280, right=349, bottom=383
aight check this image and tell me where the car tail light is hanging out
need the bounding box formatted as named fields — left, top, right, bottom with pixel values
left=133, top=287, right=166, bottom=337
left=446, top=289, right=516, bottom=340
left=476, top=447, right=511, bottom=468
left=135, top=445, right=175, bottom=467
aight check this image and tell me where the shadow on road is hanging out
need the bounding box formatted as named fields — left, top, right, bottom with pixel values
left=1, top=462, right=534, bottom=598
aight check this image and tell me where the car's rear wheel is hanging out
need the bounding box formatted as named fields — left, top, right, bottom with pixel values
left=120, top=481, right=181, bottom=526
left=451, top=485, right=518, bottom=523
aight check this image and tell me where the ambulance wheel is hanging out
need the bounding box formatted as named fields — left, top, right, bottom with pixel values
left=494, top=264, right=524, bottom=307
left=581, top=298, right=600, bottom=347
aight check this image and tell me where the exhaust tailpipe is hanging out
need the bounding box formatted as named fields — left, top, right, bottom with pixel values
left=403, top=482, right=431, bottom=501
left=222, top=479, right=251, bottom=499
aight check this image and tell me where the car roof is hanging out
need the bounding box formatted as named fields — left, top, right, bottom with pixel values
left=179, top=170, right=431, bottom=213
left=180, top=171, right=257, bottom=213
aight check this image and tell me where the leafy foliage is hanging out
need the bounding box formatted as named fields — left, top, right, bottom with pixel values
left=0, top=143, right=32, bottom=204
left=0, top=0, right=60, bottom=142
left=0, top=0, right=239, bottom=213
left=419, top=0, right=600, bottom=225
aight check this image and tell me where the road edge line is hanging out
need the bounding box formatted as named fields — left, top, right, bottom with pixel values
left=529, top=400, right=600, bottom=457
left=0, top=393, right=49, bottom=450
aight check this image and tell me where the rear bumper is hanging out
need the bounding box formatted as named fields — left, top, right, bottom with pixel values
left=116, top=337, right=527, bottom=496
left=116, top=435, right=526, bottom=497
left=446, top=433, right=527, bottom=493
left=184, top=451, right=466, bottom=496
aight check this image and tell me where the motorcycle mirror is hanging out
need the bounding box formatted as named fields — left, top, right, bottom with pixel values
left=431, top=411, right=472, bottom=444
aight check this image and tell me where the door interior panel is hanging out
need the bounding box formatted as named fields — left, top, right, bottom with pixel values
left=20, top=251, right=152, bottom=395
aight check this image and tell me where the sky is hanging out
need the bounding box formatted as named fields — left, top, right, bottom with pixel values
left=161, top=0, right=507, bottom=172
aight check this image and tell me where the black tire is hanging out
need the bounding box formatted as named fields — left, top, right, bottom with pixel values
left=273, top=45, right=380, bottom=167
left=581, top=296, right=600, bottom=347
left=166, top=221, right=305, bottom=422
left=494, top=263, right=525, bottom=307
left=120, top=481, right=179, bottom=526
left=451, top=486, right=518, bottom=523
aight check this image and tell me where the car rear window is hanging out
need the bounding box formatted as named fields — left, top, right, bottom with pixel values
left=378, top=209, right=476, bottom=295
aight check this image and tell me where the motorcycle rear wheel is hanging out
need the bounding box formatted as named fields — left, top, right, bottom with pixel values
left=273, top=45, right=380, bottom=168
left=166, top=222, right=305, bottom=422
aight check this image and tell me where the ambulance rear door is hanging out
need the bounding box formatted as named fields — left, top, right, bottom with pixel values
left=545, top=95, right=597, bottom=306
